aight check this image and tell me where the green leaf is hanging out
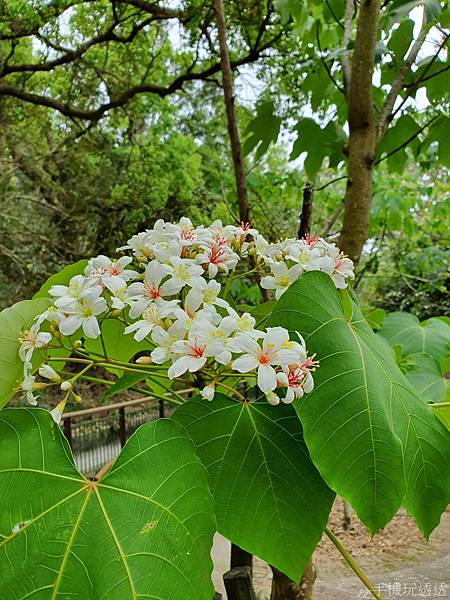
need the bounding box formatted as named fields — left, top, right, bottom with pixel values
left=364, top=308, right=386, bottom=330
left=240, top=300, right=276, bottom=327
left=243, top=101, right=282, bottom=160
left=378, top=312, right=450, bottom=362
left=0, top=408, right=215, bottom=599
left=0, top=298, right=51, bottom=408
left=404, top=353, right=447, bottom=403
left=33, top=260, right=88, bottom=299
left=376, top=115, right=421, bottom=173
left=427, top=116, right=450, bottom=167
left=388, top=19, right=414, bottom=63
left=174, top=395, right=334, bottom=581
left=388, top=0, right=442, bottom=22
left=103, top=371, right=147, bottom=400
left=85, top=319, right=151, bottom=374
left=290, top=118, right=345, bottom=177
left=435, top=405, right=450, bottom=432
left=268, top=272, right=450, bottom=537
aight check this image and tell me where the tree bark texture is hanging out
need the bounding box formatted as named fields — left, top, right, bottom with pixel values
left=298, top=182, right=313, bottom=239
left=223, top=566, right=257, bottom=600
left=270, top=561, right=316, bottom=600
left=214, top=0, right=250, bottom=224
left=339, top=0, right=381, bottom=264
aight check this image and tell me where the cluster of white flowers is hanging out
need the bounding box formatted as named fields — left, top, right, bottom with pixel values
left=18, top=219, right=353, bottom=408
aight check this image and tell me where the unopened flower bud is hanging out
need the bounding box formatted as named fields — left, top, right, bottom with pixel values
left=73, top=394, right=82, bottom=404
left=33, top=382, right=49, bottom=390
left=136, top=356, right=152, bottom=365
left=200, top=384, right=215, bottom=401
left=110, top=309, right=123, bottom=317
left=266, top=391, right=280, bottom=406
left=73, top=340, right=83, bottom=349
left=60, top=380, right=72, bottom=391
left=50, top=398, right=68, bottom=425
left=39, top=364, right=60, bottom=382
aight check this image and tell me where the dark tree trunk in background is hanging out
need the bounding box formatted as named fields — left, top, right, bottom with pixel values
left=215, top=3, right=257, bottom=595
left=298, top=182, right=313, bottom=239
left=215, top=0, right=250, bottom=224
left=339, top=0, right=381, bottom=264
left=270, top=562, right=316, bottom=600
left=223, top=566, right=257, bottom=600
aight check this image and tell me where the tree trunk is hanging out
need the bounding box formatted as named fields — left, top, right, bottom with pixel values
left=270, top=561, right=316, bottom=600
left=343, top=500, right=353, bottom=530
left=298, top=182, right=313, bottom=239
left=338, top=0, right=381, bottom=264
left=214, top=0, right=249, bottom=224
left=223, top=566, right=257, bottom=600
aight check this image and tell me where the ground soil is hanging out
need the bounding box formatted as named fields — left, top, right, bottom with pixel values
left=213, top=498, right=450, bottom=599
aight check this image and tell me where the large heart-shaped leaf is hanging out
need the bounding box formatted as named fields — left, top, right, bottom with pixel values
left=378, top=312, right=450, bottom=362
left=0, top=409, right=215, bottom=599
left=404, top=353, right=447, bottom=403
left=0, top=298, right=51, bottom=408
left=268, top=272, right=450, bottom=537
left=174, top=394, right=334, bottom=581
left=33, top=259, right=88, bottom=299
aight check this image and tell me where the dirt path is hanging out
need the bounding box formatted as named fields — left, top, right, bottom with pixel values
left=213, top=501, right=450, bottom=599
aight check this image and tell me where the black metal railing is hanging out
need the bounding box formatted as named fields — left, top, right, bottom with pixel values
left=61, top=391, right=192, bottom=476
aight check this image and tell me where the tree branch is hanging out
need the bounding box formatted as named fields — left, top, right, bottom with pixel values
left=377, top=9, right=429, bottom=140
left=0, top=35, right=281, bottom=120
left=1, top=17, right=155, bottom=76
left=215, top=0, right=249, bottom=223
left=342, top=0, right=353, bottom=93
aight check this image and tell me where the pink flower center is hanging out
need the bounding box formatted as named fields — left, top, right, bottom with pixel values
left=188, top=340, right=206, bottom=358
left=287, top=369, right=303, bottom=388
left=301, top=355, right=319, bottom=371
left=304, top=234, right=318, bottom=247
left=110, top=264, right=123, bottom=276
left=209, top=245, right=225, bottom=264
left=181, top=230, right=195, bottom=241
left=258, top=352, right=270, bottom=365
left=144, top=283, right=160, bottom=299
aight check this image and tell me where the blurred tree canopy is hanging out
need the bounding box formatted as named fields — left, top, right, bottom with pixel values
left=0, top=0, right=448, bottom=312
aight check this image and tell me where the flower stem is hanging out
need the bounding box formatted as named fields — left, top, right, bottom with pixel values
left=215, top=381, right=247, bottom=403
left=325, top=527, right=385, bottom=600
left=430, top=402, right=450, bottom=409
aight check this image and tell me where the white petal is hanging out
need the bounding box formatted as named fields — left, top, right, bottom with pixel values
left=160, top=278, right=183, bottom=296
left=234, top=334, right=260, bottom=355
left=168, top=356, right=195, bottom=379
left=231, top=354, right=259, bottom=373
left=82, top=316, right=100, bottom=339
left=282, top=388, right=295, bottom=404
left=59, top=315, right=83, bottom=336
left=264, top=327, right=289, bottom=350
left=257, top=364, right=277, bottom=393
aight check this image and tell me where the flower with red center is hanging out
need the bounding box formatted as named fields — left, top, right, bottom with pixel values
left=231, top=327, right=301, bottom=394
left=127, top=260, right=174, bottom=318
left=168, top=337, right=208, bottom=378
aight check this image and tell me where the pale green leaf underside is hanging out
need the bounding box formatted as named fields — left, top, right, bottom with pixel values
left=174, top=395, right=334, bottom=581
left=268, top=272, right=450, bottom=537
left=0, top=409, right=215, bottom=600
left=0, top=299, right=51, bottom=409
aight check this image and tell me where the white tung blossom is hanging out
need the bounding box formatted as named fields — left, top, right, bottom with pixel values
left=21, top=218, right=354, bottom=411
